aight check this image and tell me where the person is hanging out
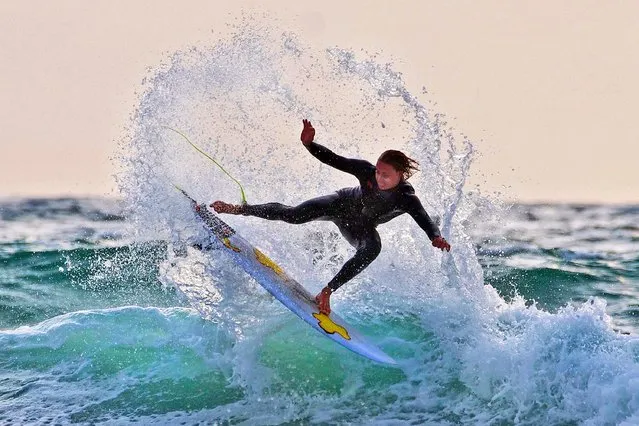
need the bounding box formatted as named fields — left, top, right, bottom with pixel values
left=211, top=119, right=450, bottom=315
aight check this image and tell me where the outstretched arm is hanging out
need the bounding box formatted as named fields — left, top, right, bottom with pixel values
left=300, top=119, right=372, bottom=177
left=404, top=194, right=451, bottom=252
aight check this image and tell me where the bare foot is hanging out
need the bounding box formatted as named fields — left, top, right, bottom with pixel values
left=210, top=201, right=244, bottom=214
left=315, top=287, right=332, bottom=315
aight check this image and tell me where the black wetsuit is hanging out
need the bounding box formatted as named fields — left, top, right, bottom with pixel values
left=242, top=142, right=442, bottom=291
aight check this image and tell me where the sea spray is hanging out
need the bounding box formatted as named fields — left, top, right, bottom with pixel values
left=112, top=20, right=639, bottom=424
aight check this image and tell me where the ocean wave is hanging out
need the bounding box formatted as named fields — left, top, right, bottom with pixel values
left=0, top=197, right=125, bottom=222
left=0, top=306, right=240, bottom=425
left=0, top=243, right=181, bottom=329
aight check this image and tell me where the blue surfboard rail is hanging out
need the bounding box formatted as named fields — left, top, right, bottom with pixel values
left=177, top=189, right=397, bottom=365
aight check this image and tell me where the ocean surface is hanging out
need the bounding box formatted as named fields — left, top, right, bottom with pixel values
left=3, top=22, right=639, bottom=425
left=1, top=199, right=637, bottom=425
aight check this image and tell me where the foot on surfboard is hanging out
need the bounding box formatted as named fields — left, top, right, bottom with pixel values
left=210, top=201, right=245, bottom=215
left=315, top=287, right=332, bottom=315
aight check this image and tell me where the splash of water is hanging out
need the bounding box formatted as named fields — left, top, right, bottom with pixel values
left=115, top=20, right=639, bottom=425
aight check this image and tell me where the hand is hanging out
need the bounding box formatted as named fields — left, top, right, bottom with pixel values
left=300, top=119, right=315, bottom=145
left=432, top=236, right=451, bottom=252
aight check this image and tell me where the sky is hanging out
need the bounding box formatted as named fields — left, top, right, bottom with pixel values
left=1, top=0, right=637, bottom=203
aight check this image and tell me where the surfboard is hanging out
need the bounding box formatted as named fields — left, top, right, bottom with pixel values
left=177, top=188, right=396, bottom=365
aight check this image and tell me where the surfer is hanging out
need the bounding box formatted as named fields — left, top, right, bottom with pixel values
left=212, top=119, right=450, bottom=315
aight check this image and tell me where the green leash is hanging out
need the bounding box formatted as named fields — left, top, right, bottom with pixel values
left=163, top=126, right=247, bottom=205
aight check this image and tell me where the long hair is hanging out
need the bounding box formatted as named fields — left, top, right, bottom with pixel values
left=378, top=150, right=420, bottom=180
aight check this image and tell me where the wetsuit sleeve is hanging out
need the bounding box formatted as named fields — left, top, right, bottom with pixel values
left=403, top=194, right=441, bottom=240
left=305, top=142, right=372, bottom=179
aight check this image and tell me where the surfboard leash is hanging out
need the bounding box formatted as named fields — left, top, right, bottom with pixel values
left=162, top=126, right=247, bottom=205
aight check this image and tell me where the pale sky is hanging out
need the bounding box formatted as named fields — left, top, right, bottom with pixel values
left=1, top=0, right=637, bottom=203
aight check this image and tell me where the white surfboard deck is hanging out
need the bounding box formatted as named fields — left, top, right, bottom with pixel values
left=179, top=189, right=396, bottom=365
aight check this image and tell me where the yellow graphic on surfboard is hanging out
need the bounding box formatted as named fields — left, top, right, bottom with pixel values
left=254, top=248, right=286, bottom=278
left=223, top=238, right=241, bottom=252
left=312, top=313, right=351, bottom=340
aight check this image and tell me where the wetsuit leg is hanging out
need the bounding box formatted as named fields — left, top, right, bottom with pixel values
left=326, top=224, right=382, bottom=292
left=243, top=193, right=344, bottom=224
left=244, top=195, right=381, bottom=291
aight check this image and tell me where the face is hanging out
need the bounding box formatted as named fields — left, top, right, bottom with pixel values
left=375, top=160, right=403, bottom=190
